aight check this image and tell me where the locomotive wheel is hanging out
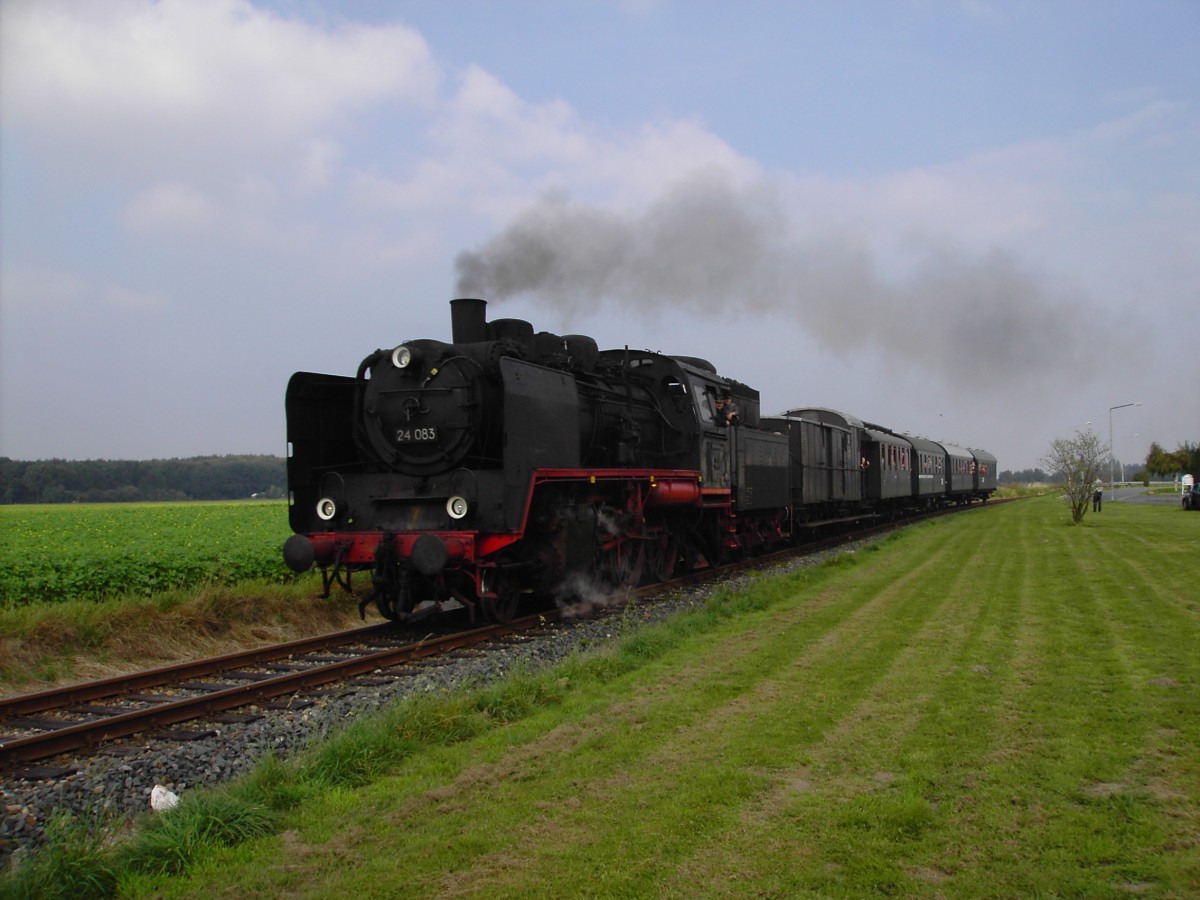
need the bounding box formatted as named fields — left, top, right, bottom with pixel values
left=481, top=577, right=520, bottom=624
left=648, top=532, right=679, bottom=583
left=606, top=539, right=646, bottom=589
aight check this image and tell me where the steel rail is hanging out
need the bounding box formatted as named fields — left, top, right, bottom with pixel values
left=0, top=613, right=557, bottom=768
left=0, top=621, right=398, bottom=718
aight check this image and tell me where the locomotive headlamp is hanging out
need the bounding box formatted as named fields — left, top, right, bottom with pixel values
left=446, top=495, right=469, bottom=520
left=316, top=497, right=338, bottom=521
left=391, top=345, right=414, bottom=369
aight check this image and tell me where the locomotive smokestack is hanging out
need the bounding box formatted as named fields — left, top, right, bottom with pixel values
left=450, top=297, right=487, bottom=344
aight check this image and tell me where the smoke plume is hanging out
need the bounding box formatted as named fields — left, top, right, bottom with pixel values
left=455, top=173, right=1109, bottom=388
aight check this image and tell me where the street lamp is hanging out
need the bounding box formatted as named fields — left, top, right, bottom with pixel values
left=1115, top=432, right=1140, bottom=483
left=1109, top=403, right=1142, bottom=500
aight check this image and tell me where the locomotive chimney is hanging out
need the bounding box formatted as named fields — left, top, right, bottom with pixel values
left=450, top=298, right=487, bottom=344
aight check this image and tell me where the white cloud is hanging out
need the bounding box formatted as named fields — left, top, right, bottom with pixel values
left=426, top=65, right=594, bottom=176
left=377, top=66, right=763, bottom=224
left=0, top=0, right=440, bottom=174
left=123, top=182, right=215, bottom=233
left=1087, top=99, right=1183, bottom=146
left=0, top=265, right=162, bottom=313
left=956, top=0, right=1005, bottom=25
left=294, top=139, right=343, bottom=191
left=0, top=266, right=86, bottom=310
left=102, top=284, right=165, bottom=311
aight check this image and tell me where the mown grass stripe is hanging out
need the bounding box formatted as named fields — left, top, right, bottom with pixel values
left=413, top=520, right=1001, bottom=896
left=666, top=510, right=1028, bottom=894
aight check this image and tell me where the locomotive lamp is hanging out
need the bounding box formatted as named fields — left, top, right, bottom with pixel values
left=446, top=495, right=469, bottom=520
left=391, top=345, right=414, bottom=369
left=316, top=497, right=338, bottom=521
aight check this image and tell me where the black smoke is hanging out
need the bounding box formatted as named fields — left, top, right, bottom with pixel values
left=455, top=172, right=1109, bottom=389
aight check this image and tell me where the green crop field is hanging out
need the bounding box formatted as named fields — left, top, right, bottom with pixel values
left=0, top=501, right=296, bottom=607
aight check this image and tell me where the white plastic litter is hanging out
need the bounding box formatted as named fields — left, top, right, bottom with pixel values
left=150, top=784, right=180, bottom=812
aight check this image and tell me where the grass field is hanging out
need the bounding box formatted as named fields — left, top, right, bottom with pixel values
left=0, top=501, right=364, bottom=692
left=0, top=501, right=296, bottom=607
left=6, top=496, right=1198, bottom=898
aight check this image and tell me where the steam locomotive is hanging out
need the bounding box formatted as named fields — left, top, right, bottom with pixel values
left=283, top=298, right=996, bottom=623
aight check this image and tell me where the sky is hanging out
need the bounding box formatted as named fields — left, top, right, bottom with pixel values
left=1, top=0, right=1197, bottom=473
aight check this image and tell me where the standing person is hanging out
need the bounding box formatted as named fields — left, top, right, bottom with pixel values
left=1093, top=478, right=1103, bottom=512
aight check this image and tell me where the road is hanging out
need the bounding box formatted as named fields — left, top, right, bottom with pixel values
left=1108, top=485, right=1188, bottom=507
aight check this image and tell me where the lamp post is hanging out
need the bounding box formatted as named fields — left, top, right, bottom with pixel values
left=1109, top=403, right=1141, bottom=501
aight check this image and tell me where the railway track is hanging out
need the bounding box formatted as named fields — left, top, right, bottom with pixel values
left=0, top=616, right=552, bottom=771
left=0, top=500, right=1002, bottom=773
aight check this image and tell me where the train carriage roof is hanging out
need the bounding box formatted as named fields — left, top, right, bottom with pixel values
left=900, top=434, right=945, bottom=456
left=970, top=449, right=998, bottom=467
left=777, top=407, right=865, bottom=429
left=863, top=428, right=913, bottom=448
left=933, top=441, right=973, bottom=461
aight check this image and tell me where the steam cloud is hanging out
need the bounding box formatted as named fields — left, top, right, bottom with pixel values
left=455, top=173, right=1110, bottom=389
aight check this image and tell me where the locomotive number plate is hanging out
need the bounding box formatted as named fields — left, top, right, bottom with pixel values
left=395, top=426, right=438, bottom=443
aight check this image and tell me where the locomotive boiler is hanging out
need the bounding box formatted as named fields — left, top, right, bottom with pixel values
left=283, top=298, right=786, bottom=622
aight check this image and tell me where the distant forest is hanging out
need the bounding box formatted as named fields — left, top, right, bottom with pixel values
left=0, top=455, right=286, bottom=504
left=3, top=450, right=1190, bottom=505
left=999, top=462, right=1179, bottom=485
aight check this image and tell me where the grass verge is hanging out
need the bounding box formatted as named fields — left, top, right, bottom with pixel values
left=3, top=497, right=1197, bottom=897
left=0, top=577, right=377, bottom=695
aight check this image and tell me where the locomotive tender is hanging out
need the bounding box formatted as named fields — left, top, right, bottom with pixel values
left=283, top=298, right=996, bottom=623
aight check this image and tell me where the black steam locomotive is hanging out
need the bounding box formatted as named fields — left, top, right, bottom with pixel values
left=283, top=298, right=996, bottom=623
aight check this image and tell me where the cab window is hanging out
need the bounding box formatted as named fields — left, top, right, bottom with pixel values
left=693, top=384, right=716, bottom=425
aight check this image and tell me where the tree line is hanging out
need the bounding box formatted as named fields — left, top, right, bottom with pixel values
left=1144, top=442, right=1200, bottom=479
left=4, top=440, right=1195, bottom=504
left=1004, top=441, right=1198, bottom=485
left=0, top=456, right=287, bottom=504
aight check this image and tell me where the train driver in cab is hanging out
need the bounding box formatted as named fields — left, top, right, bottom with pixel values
left=714, top=392, right=740, bottom=427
